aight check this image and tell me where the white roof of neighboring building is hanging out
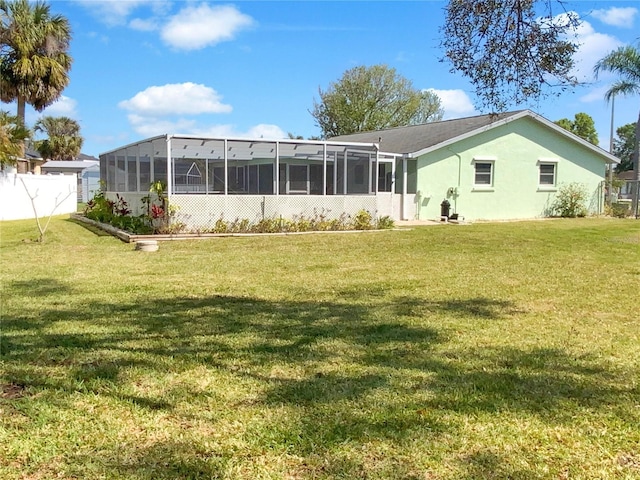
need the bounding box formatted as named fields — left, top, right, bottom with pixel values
left=41, top=160, right=99, bottom=170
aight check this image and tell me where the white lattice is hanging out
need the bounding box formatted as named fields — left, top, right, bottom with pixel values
left=167, top=194, right=397, bottom=230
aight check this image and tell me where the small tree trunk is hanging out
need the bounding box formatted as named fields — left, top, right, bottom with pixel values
left=17, top=96, right=27, bottom=173
left=633, top=110, right=640, bottom=217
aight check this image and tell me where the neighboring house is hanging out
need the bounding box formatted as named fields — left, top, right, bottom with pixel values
left=333, top=110, right=619, bottom=221
left=99, top=110, right=618, bottom=228
left=616, top=170, right=638, bottom=201
left=15, top=147, right=45, bottom=174
left=41, top=159, right=100, bottom=202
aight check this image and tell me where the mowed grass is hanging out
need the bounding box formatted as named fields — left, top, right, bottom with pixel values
left=1, top=216, right=639, bottom=479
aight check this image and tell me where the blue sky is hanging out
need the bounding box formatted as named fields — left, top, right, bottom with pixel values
left=6, top=0, right=640, bottom=157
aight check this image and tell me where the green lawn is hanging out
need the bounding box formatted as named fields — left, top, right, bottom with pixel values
left=1, top=217, right=639, bottom=479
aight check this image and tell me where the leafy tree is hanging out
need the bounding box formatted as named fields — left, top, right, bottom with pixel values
left=612, top=123, right=636, bottom=173
left=554, top=112, right=598, bottom=145
left=441, top=0, right=579, bottom=112
left=0, top=109, right=29, bottom=167
left=34, top=115, right=83, bottom=160
left=311, top=65, right=443, bottom=138
left=0, top=0, right=72, bottom=125
left=594, top=43, right=640, bottom=213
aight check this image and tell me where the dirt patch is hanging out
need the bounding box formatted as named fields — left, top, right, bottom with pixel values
left=0, top=383, right=26, bottom=399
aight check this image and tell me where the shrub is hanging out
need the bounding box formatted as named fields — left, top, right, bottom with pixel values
left=352, top=210, right=373, bottom=230
left=610, top=202, right=631, bottom=218
left=376, top=216, right=395, bottom=229
left=552, top=183, right=588, bottom=218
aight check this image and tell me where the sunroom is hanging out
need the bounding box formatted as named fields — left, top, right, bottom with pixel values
left=99, top=135, right=416, bottom=229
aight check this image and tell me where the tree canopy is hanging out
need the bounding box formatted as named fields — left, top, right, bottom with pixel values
left=0, top=109, right=29, bottom=167
left=441, top=0, right=579, bottom=112
left=34, top=115, right=83, bottom=160
left=311, top=65, right=443, bottom=138
left=594, top=42, right=640, bottom=213
left=554, top=112, right=598, bottom=145
left=613, top=123, right=636, bottom=173
left=0, top=0, right=72, bottom=124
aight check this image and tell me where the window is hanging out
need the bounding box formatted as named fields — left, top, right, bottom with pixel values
left=474, top=162, right=493, bottom=186
left=539, top=162, right=556, bottom=186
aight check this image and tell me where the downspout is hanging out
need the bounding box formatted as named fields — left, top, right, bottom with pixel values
left=446, top=146, right=462, bottom=214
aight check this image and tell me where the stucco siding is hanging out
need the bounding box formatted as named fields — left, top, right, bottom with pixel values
left=415, top=117, right=606, bottom=221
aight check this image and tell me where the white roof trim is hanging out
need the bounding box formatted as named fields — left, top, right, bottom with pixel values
left=407, top=110, right=620, bottom=164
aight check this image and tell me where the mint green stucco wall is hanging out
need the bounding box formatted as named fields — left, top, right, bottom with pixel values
left=415, top=117, right=607, bottom=221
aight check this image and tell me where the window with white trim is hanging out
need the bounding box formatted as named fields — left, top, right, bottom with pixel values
left=539, top=162, right=556, bottom=186
left=474, top=161, right=493, bottom=186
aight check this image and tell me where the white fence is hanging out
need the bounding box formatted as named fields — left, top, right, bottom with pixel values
left=0, top=172, right=77, bottom=221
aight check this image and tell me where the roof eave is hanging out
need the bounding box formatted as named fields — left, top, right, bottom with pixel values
left=407, top=110, right=620, bottom=164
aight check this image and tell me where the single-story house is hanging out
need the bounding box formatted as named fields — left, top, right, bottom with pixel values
left=15, top=147, right=45, bottom=174
left=616, top=170, right=638, bottom=201
left=41, top=159, right=100, bottom=202
left=99, top=110, right=619, bottom=229
left=333, top=110, right=619, bottom=221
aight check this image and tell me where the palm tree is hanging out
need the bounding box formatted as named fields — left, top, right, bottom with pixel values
left=594, top=44, right=640, bottom=215
left=0, top=110, right=30, bottom=168
left=34, top=115, right=83, bottom=160
left=0, top=0, right=73, bottom=125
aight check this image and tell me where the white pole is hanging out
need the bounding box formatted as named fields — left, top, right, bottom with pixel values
left=224, top=139, right=228, bottom=195
left=275, top=141, right=280, bottom=196
left=322, top=143, right=327, bottom=196
left=166, top=135, right=172, bottom=196
left=343, top=150, right=348, bottom=195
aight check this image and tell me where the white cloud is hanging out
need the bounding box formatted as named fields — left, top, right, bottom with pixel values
left=579, top=85, right=612, bottom=103
left=41, top=96, right=78, bottom=117
left=426, top=89, right=476, bottom=119
left=127, top=115, right=286, bottom=140
left=161, top=4, right=254, bottom=51
left=591, top=7, right=638, bottom=28
left=119, top=83, right=232, bottom=116
left=559, top=13, right=624, bottom=83
left=127, top=114, right=198, bottom=138
left=129, top=18, right=158, bottom=32
left=75, top=0, right=160, bottom=27
left=244, top=124, right=287, bottom=139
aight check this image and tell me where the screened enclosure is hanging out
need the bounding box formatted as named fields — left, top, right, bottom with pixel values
left=99, top=135, right=403, bottom=195
left=99, top=135, right=418, bottom=227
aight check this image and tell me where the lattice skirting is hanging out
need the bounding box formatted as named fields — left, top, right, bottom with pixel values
left=169, top=195, right=388, bottom=230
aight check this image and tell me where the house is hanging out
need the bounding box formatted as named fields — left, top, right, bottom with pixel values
left=99, top=110, right=618, bottom=229
left=41, top=159, right=100, bottom=202
left=15, top=147, right=45, bottom=174
left=332, top=110, right=619, bottom=221
left=616, top=170, right=638, bottom=201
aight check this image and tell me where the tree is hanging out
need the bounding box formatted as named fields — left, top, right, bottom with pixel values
left=612, top=123, right=636, bottom=173
left=441, top=0, right=579, bottom=112
left=0, top=0, right=72, bottom=125
left=0, top=109, right=29, bottom=168
left=311, top=65, right=443, bottom=138
left=594, top=43, right=640, bottom=214
left=554, top=112, right=598, bottom=145
left=34, top=115, right=83, bottom=160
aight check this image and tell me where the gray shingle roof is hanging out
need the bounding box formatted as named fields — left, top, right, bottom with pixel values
left=331, top=110, right=528, bottom=154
